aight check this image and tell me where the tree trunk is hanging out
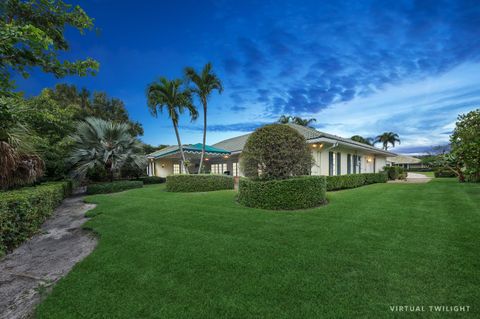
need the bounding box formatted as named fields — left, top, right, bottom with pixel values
left=173, top=121, right=189, bottom=174
left=198, top=99, right=207, bottom=174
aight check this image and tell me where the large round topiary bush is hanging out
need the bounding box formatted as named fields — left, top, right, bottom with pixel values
left=240, top=124, right=312, bottom=180
left=238, top=176, right=327, bottom=210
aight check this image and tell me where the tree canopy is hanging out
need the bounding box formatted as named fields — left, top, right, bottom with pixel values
left=450, top=109, right=480, bottom=182
left=0, top=0, right=99, bottom=93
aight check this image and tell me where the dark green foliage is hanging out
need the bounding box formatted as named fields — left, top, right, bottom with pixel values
left=238, top=176, right=327, bottom=210
left=86, top=180, right=143, bottom=195
left=450, top=109, right=480, bottom=182
left=137, top=176, right=166, bottom=184
left=326, top=173, right=387, bottom=191
left=0, top=181, right=72, bottom=254
left=434, top=168, right=457, bottom=178
left=383, top=166, right=406, bottom=180
left=0, top=0, right=99, bottom=93
left=166, top=174, right=234, bottom=192
left=240, top=124, right=312, bottom=180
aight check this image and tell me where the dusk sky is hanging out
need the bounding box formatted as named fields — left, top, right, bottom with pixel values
left=16, top=0, right=480, bottom=154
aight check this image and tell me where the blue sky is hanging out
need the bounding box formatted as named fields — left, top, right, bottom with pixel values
left=16, top=0, right=480, bottom=154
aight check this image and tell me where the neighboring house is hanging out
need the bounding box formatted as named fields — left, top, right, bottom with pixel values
left=386, top=155, right=426, bottom=169
left=147, top=123, right=396, bottom=177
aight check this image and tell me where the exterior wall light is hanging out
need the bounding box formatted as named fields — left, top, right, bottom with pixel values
left=312, top=144, right=317, bottom=148
left=161, top=163, right=165, bottom=168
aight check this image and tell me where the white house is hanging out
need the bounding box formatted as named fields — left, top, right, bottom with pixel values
left=147, top=123, right=396, bottom=177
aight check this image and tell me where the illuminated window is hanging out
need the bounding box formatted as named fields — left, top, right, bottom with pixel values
left=173, top=164, right=180, bottom=175
left=211, top=163, right=227, bottom=174
left=232, top=162, right=239, bottom=176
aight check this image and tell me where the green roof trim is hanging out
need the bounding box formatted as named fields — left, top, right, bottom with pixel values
left=147, top=143, right=230, bottom=159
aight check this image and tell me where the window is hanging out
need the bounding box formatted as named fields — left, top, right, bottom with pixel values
left=211, top=163, right=227, bottom=174
left=173, top=164, right=180, bottom=175
left=353, top=155, right=357, bottom=174
left=336, top=152, right=341, bottom=175
left=347, top=154, right=351, bottom=174
left=329, top=152, right=337, bottom=176
left=358, top=156, right=362, bottom=173
left=232, top=162, right=240, bottom=176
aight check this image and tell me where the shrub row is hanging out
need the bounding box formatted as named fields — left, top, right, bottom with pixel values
left=166, top=174, right=234, bottom=192
left=136, top=176, right=166, bottom=184
left=238, top=176, right=327, bottom=210
left=86, top=180, right=143, bottom=195
left=434, top=168, right=457, bottom=178
left=383, top=166, right=407, bottom=180
left=326, top=173, right=388, bottom=191
left=0, top=181, right=72, bottom=255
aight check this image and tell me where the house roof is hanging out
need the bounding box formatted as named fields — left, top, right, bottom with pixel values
left=212, top=123, right=396, bottom=156
left=147, top=143, right=230, bottom=159
left=386, top=155, right=422, bottom=164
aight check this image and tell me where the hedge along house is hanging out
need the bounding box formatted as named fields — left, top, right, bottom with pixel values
left=146, top=124, right=396, bottom=177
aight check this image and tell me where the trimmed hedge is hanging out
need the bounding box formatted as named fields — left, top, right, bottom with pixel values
left=0, top=181, right=72, bottom=255
left=383, top=166, right=407, bottom=180
left=238, top=176, right=327, bottom=210
left=166, top=174, right=234, bottom=192
left=434, top=168, right=457, bottom=178
left=137, top=176, right=166, bottom=184
left=326, top=173, right=387, bottom=191
left=86, top=180, right=143, bottom=195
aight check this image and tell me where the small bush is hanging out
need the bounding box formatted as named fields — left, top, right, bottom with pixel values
left=86, top=180, right=143, bottom=195
left=240, top=124, right=312, bottom=180
left=137, top=176, right=166, bottom=184
left=166, top=174, right=234, bottom=192
left=434, top=168, right=457, bottom=178
left=0, top=181, right=72, bottom=254
left=383, top=166, right=406, bottom=180
left=238, top=176, right=326, bottom=210
left=326, top=173, right=387, bottom=191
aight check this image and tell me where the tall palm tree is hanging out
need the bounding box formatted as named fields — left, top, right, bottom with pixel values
left=292, top=116, right=317, bottom=128
left=146, top=78, right=198, bottom=174
left=351, top=135, right=374, bottom=146
left=185, top=63, right=223, bottom=174
left=69, top=117, right=146, bottom=180
left=277, top=114, right=292, bottom=124
left=374, top=132, right=401, bottom=150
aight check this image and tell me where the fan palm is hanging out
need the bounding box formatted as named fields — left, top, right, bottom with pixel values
left=69, top=117, right=146, bottom=180
left=146, top=78, right=198, bottom=174
left=351, top=135, right=374, bottom=146
left=1, top=97, right=44, bottom=190
left=292, top=116, right=317, bottom=128
left=374, top=132, right=401, bottom=150
left=185, top=63, right=223, bottom=174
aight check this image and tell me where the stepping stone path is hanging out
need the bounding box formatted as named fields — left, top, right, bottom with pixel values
left=0, top=195, right=97, bottom=319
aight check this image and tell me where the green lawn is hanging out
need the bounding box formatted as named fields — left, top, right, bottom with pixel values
left=36, top=179, right=480, bottom=318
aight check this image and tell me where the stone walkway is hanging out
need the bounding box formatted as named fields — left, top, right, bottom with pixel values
left=0, top=195, right=97, bottom=319
left=388, top=172, right=432, bottom=184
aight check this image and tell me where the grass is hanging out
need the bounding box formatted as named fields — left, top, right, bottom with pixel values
left=36, top=179, right=480, bottom=318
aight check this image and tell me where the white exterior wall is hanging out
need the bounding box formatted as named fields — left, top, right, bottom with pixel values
left=310, top=146, right=388, bottom=176
left=152, top=159, right=174, bottom=177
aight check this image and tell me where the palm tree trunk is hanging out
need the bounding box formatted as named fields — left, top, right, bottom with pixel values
left=172, top=121, right=189, bottom=174
left=198, top=100, right=207, bottom=174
